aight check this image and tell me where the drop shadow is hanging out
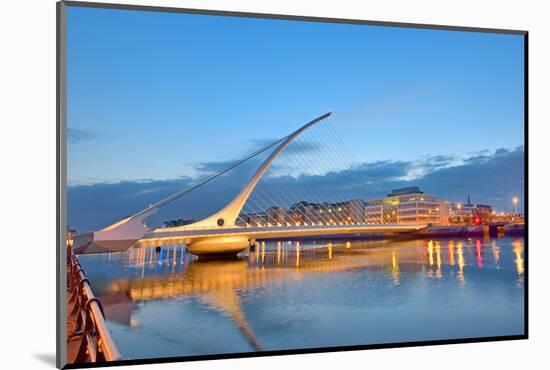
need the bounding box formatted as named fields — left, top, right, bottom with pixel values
left=34, top=353, right=57, bottom=367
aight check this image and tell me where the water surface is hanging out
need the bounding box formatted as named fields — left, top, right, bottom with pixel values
left=78, top=236, right=525, bottom=360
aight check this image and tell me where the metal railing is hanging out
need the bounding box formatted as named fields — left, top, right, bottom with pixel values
left=66, top=247, right=122, bottom=363
left=154, top=221, right=408, bottom=233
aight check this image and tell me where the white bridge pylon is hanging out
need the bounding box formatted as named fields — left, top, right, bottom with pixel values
left=75, top=112, right=333, bottom=251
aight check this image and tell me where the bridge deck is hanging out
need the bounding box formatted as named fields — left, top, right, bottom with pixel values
left=144, top=223, right=427, bottom=242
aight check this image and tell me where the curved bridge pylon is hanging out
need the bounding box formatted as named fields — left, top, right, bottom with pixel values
left=73, top=112, right=333, bottom=255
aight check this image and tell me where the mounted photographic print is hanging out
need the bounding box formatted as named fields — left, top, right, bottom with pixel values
left=57, top=1, right=527, bottom=368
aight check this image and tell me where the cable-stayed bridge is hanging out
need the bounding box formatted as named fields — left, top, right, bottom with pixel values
left=73, top=112, right=427, bottom=256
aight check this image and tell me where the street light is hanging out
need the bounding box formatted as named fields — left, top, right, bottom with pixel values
left=513, top=197, right=519, bottom=215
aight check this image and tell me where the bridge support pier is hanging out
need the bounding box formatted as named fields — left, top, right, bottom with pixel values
left=248, top=239, right=257, bottom=252
left=186, top=235, right=250, bottom=258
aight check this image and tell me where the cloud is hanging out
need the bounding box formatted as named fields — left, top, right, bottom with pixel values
left=68, top=146, right=524, bottom=231
left=414, top=146, right=524, bottom=206
left=251, top=138, right=322, bottom=155
left=192, top=160, right=236, bottom=174
left=191, top=138, right=325, bottom=180
left=68, top=128, right=96, bottom=144
left=396, top=154, right=460, bottom=181
left=285, top=140, right=322, bottom=155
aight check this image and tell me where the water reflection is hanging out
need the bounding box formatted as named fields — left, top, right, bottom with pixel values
left=456, top=241, right=465, bottom=284
left=391, top=251, right=400, bottom=285
left=78, top=237, right=525, bottom=357
left=435, top=241, right=442, bottom=279
left=492, top=241, right=500, bottom=266
left=512, top=239, right=524, bottom=286
left=296, top=241, right=300, bottom=267
left=428, top=240, right=434, bottom=267
left=476, top=239, right=484, bottom=268
left=448, top=240, right=455, bottom=266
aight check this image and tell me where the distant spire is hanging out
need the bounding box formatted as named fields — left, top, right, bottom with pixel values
left=467, top=194, right=471, bottom=204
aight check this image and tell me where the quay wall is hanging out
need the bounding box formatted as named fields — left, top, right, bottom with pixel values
left=260, top=224, right=525, bottom=243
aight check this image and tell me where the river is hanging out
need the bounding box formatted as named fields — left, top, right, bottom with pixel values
left=77, top=236, right=525, bottom=360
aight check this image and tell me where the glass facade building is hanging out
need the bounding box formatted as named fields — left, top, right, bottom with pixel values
left=365, top=187, right=450, bottom=225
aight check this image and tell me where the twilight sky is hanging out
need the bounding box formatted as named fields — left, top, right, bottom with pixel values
left=66, top=6, right=525, bottom=231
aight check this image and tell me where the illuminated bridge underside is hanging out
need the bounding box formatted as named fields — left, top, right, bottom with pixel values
left=139, top=224, right=427, bottom=255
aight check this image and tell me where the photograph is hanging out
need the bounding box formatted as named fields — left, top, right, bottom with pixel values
left=60, top=2, right=526, bottom=367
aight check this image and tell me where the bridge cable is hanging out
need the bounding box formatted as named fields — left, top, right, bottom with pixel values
left=246, top=122, right=338, bottom=226
left=245, top=118, right=355, bottom=227
left=129, top=135, right=289, bottom=220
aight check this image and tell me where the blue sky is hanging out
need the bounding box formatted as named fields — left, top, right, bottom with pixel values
left=66, top=6, right=525, bottom=230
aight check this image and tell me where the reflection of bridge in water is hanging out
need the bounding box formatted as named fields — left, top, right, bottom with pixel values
left=95, top=238, right=524, bottom=350
left=73, top=112, right=426, bottom=256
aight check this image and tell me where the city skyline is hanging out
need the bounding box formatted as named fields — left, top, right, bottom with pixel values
left=68, top=144, right=524, bottom=231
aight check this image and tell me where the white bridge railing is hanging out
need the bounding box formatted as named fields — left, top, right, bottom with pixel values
left=151, top=222, right=426, bottom=234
